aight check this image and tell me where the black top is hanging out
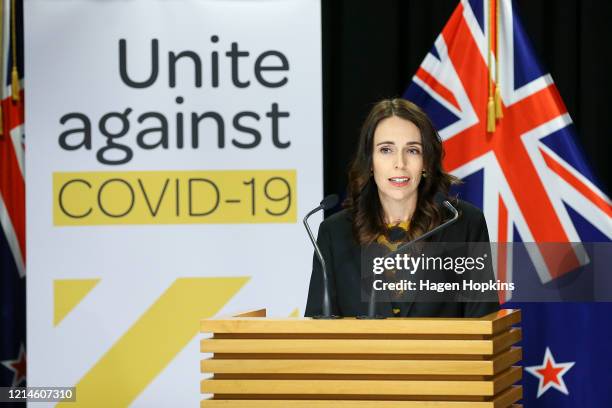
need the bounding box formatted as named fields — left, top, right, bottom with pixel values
left=305, top=199, right=500, bottom=318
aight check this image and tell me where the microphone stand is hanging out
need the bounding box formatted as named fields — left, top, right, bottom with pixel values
left=304, top=195, right=342, bottom=319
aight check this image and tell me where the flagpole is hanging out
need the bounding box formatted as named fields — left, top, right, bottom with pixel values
left=487, top=0, right=496, bottom=133
left=495, top=0, right=503, bottom=119
left=10, top=0, right=18, bottom=102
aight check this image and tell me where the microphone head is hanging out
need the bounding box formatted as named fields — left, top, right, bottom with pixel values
left=320, top=194, right=339, bottom=210
left=434, top=192, right=448, bottom=205
left=435, top=192, right=459, bottom=218
left=387, top=226, right=405, bottom=242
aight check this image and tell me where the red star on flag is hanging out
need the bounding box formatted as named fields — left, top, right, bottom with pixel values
left=1, top=343, right=26, bottom=386
left=526, top=347, right=575, bottom=398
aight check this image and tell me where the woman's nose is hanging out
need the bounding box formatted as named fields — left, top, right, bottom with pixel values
left=394, top=152, right=406, bottom=169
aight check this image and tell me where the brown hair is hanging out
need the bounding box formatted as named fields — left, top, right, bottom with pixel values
left=344, top=98, right=459, bottom=244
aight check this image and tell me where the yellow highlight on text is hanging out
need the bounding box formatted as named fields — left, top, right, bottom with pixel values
left=53, top=170, right=296, bottom=225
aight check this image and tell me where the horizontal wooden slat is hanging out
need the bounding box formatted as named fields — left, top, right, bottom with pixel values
left=210, top=373, right=490, bottom=381
left=201, top=348, right=521, bottom=376
left=200, top=309, right=520, bottom=335
left=495, top=385, right=523, bottom=408
left=207, top=394, right=491, bottom=401
left=201, top=367, right=521, bottom=396
left=201, top=338, right=485, bottom=355
left=201, top=329, right=521, bottom=355
left=212, top=353, right=490, bottom=360
left=202, top=402, right=524, bottom=408
left=202, top=403, right=523, bottom=408
left=202, top=358, right=482, bottom=376
left=213, top=333, right=489, bottom=340
left=201, top=387, right=522, bottom=407
left=492, top=348, right=522, bottom=375
left=201, top=378, right=489, bottom=396
left=201, top=389, right=522, bottom=407
left=200, top=399, right=523, bottom=408
left=493, top=367, right=522, bottom=395
left=201, top=309, right=519, bottom=336
left=202, top=400, right=523, bottom=408
left=491, top=310, right=521, bottom=335
left=492, top=329, right=522, bottom=354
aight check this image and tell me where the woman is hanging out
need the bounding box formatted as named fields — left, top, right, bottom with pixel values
left=305, top=98, right=499, bottom=318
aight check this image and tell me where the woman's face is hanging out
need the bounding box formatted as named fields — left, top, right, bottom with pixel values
left=371, top=116, right=424, bottom=204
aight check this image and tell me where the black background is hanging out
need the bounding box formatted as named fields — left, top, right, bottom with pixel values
left=321, top=0, right=611, bottom=201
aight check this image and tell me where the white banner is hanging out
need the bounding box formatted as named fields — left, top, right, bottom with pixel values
left=25, top=0, right=322, bottom=406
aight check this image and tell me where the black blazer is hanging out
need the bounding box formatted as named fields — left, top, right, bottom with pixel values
left=305, top=200, right=500, bottom=318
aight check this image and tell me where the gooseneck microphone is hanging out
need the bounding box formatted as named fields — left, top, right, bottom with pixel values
left=303, top=194, right=342, bottom=319
left=394, top=194, right=459, bottom=254
left=360, top=193, right=460, bottom=319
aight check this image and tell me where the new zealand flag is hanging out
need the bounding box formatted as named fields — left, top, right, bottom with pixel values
left=404, top=0, right=612, bottom=405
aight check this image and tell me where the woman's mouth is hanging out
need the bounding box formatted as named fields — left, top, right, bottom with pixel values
left=388, top=177, right=410, bottom=187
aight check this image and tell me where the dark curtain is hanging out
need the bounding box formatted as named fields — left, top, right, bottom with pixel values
left=321, top=0, right=611, bottom=200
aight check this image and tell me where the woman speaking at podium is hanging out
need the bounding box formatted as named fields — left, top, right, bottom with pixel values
left=305, top=98, right=499, bottom=318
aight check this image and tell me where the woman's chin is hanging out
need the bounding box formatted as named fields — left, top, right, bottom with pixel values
left=381, top=190, right=416, bottom=203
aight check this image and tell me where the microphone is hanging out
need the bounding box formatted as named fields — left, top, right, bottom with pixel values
left=387, top=226, right=406, bottom=243
left=359, top=193, right=460, bottom=319
left=393, top=193, right=459, bottom=254
left=303, top=194, right=341, bottom=319
left=320, top=194, right=339, bottom=211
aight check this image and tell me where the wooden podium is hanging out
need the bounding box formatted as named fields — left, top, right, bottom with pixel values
left=200, top=308, right=522, bottom=407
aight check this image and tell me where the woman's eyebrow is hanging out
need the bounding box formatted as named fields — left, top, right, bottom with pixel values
left=375, top=140, right=422, bottom=146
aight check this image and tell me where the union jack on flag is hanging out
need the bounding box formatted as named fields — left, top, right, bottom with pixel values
left=404, top=0, right=612, bottom=297
left=404, top=1, right=612, bottom=405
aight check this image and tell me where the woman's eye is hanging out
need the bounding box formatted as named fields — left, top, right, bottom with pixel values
left=407, top=148, right=421, bottom=155
left=380, top=146, right=393, bottom=154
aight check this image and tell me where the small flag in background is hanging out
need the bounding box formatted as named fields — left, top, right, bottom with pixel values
left=404, top=0, right=612, bottom=406
left=0, top=0, right=26, bottom=392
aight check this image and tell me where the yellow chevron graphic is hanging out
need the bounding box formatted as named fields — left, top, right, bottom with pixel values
left=289, top=307, right=300, bottom=317
left=54, top=279, right=100, bottom=326
left=58, top=277, right=249, bottom=407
